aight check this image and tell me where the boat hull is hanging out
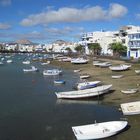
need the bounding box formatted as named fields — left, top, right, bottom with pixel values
left=54, top=80, right=65, bottom=84
left=77, top=81, right=101, bottom=90
left=121, top=101, right=140, bottom=115
left=55, top=85, right=112, bottom=99
left=72, top=121, right=128, bottom=140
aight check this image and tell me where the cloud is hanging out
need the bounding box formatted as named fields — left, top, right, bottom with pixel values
left=0, top=0, right=11, bottom=6
left=108, top=3, right=127, bottom=18
left=136, top=13, right=140, bottom=19
left=20, top=3, right=128, bottom=26
left=0, top=22, right=11, bottom=29
left=45, top=26, right=74, bottom=35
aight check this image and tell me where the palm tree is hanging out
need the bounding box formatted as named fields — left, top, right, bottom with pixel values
left=65, top=47, right=72, bottom=55
left=108, top=42, right=127, bottom=57
left=65, top=47, right=72, bottom=52
left=75, top=44, right=84, bottom=54
left=88, top=43, right=102, bottom=56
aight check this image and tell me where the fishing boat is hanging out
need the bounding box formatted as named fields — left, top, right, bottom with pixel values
left=54, top=80, right=65, bottom=84
left=72, top=121, right=128, bottom=140
left=55, top=84, right=112, bottom=99
left=71, top=58, right=88, bottom=64
left=109, top=64, right=131, bottom=71
left=121, top=101, right=140, bottom=115
left=23, top=66, right=38, bottom=72
left=76, top=81, right=101, bottom=90
left=43, top=69, right=62, bottom=76
left=121, top=88, right=138, bottom=94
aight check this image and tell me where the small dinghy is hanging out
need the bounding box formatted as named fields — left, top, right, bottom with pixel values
left=7, top=59, right=13, bottom=63
left=135, top=70, right=140, bottom=74
left=76, top=81, right=101, bottom=90
left=74, top=69, right=81, bottom=73
left=43, top=69, right=62, bottom=76
left=112, top=75, right=123, bottom=79
left=71, top=58, right=88, bottom=64
left=72, top=121, right=128, bottom=140
left=0, top=61, right=4, bottom=65
left=80, top=74, right=90, bottom=79
left=23, top=66, right=38, bottom=72
left=55, top=84, right=112, bottom=99
left=121, top=88, right=138, bottom=94
left=121, top=101, right=140, bottom=115
left=41, top=61, right=50, bottom=65
left=109, top=64, right=131, bottom=71
left=54, top=80, right=65, bottom=84
left=22, top=60, right=30, bottom=64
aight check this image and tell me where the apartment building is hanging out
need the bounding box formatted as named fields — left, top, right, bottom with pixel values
left=79, top=25, right=140, bottom=58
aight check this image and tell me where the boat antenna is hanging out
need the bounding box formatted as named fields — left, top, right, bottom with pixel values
left=94, top=120, right=97, bottom=124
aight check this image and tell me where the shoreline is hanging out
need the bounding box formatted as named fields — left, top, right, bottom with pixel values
left=51, top=57, right=140, bottom=106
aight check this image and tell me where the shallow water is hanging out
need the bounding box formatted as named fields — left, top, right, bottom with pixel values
left=0, top=54, right=139, bottom=140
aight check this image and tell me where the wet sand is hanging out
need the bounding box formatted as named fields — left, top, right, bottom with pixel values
left=50, top=57, right=140, bottom=140
left=51, top=57, right=140, bottom=106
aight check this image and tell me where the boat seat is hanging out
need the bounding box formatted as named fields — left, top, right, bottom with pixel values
left=103, top=127, right=110, bottom=133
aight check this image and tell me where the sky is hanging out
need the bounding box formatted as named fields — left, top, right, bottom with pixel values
left=0, top=0, right=140, bottom=44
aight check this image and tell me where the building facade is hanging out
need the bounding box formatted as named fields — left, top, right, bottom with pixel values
left=79, top=31, right=122, bottom=55
left=127, top=27, right=140, bottom=59
left=79, top=25, right=140, bottom=58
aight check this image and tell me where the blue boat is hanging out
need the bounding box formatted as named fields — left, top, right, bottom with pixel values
left=77, top=81, right=101, bottom=90
left=54, top=80, right=65, bottom=84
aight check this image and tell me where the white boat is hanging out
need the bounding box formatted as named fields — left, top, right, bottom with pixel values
left=93, top=61, right=111, bottom=67
left=23, top=66, right=38, bottom=72
left=76, top=81, right=101, bottom=90
left=99, top=62, right=112, bottom=68
left=93, top=60, right=100, bottom=66
left=71, top=58, right=88, bottom=64
left=43, top=69, right=62, bottom=76
left=41, top=61, right=50, bottom=65
left=22, top=60, right=30, bottom=64
left=54, top=80, right=65, bottom=84
left=112, top=75, right=123, bottom=79
left=55, top=84, right=112, bottom=99
left=135, top=70, right=140, bottom=74
left=74, top=69, right=81, bottom=73
left=62, top=57, right=71, bottom=62
left=121, top=101, right=140, bottom=115
left=72, top=121, right=128, bottom=140
left=80, top=74, right=90, bottom=79
left=109, top=64, right=131, bottom=71
left=0, top=61, right=4, bottom=65
left=121, top=88, right=138, bottom=94
left=7, top=59, right=13, bottom=63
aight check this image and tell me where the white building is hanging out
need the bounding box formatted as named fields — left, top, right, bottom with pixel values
left=18, top=44, right=34, bottom=52
left=79, top=25, right=140, bottom=58
left=79, top=31, right=122, bottom=55
left=125, top=26, right=140, bottom=58
left=5, top=43, right=18, bottom=51
left=46, top=40, right=77, bottom=53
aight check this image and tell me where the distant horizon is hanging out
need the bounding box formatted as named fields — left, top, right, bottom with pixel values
left=0, top=0, right=140, bottom=43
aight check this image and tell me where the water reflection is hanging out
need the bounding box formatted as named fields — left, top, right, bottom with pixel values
left=56, top=99, right=102, bottom=105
